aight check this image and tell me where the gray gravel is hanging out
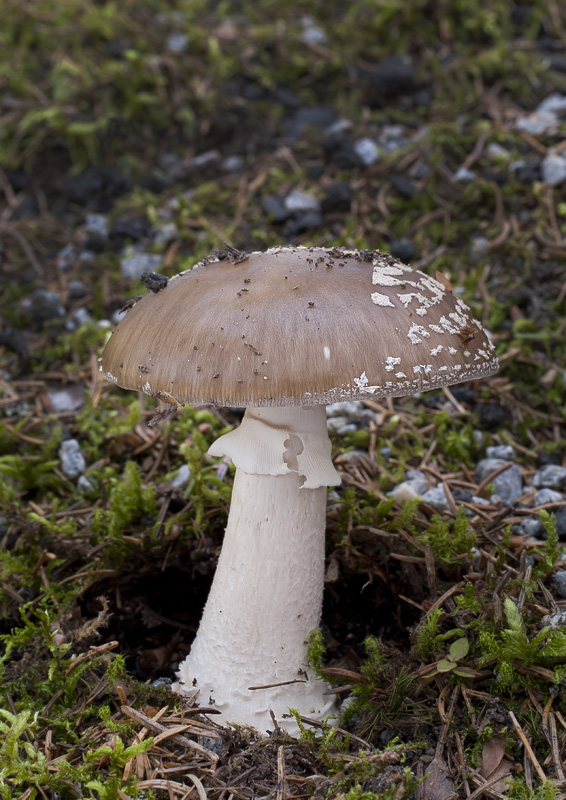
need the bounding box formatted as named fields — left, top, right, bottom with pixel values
left=171, top=464, right=191, bottom=491
left=542, top=153, right=566, bottom=187
left=533, top=465, right=566, bottom=490
left=59, top=439, right=86, bottom=480
left=551, top=571, right=566, bottom=599
left=475, top=458, right=524, bottom=505
left=120, top=251, right=163, bottom=280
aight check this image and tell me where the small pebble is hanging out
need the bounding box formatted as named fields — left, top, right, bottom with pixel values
left=167, top=32, right=189, bottom=53
left=337, top=449, right=367, bottom=465
left=379, top=124, right=409, bottom=147
left=46, top=386, right=85, bottom=413
left=221, top=154, right=245, bottom=173
left=327, top=490, right=341, bottom=511
left=322, top=133, right=361, bottom=169
left=67, top=280, right=88, bottom=299
left=359, top=409, right=379, bottom=427
left=390, top=174, right=415, bottom=197
left=470, top=237, right=489, bottom=262
left=406, top=469, right=426, bottom=480
left=171, top=464, right=191, bottom=491
left=410, top=478, right=432, bottom=494
left=390, top=478, right=429, bottom=501
left=59, top=439, right=86, bottom=479
left=473, top=430, right=484, bottom=448
left=422, top=485, right=450, bottom=512
left=536, top=93, right=566, bottom=115
left=171, top=150, right=220, bottom=178
left=532, top=465, right=566, bottom=490
left=262, top=195, right=290, bottom=222
left=65, top=307, right=93, bottom=331
left=77, top=475, right=97, bottom=495
left=284, top=190, right=320, bottom=213
left=327, top=416, right=349, bottom=433
left=534, top=488, right=563, bottom=506
left=541, top=611, right=566, bottom=631
left=326, top=401, right=363, bottom=420
left=470, top=496, right=491, bottom=506
left=321, top=182, right=352, bottom=214
left=301, top=16, right=326, bottom=44
left=475, top=458, right=524, bottom=505
left=282, top=210, right=323, bottom=236
left=151, top=222, right=178, bottom=246
left=486, top=143, right=510, bottom=160
left=478, top=404, right=506, bottom=430
left=110, top=217, right=149, bottom=243
left=389, top=238, right=416, bottom=262
left=85, top=213, right=109, bottom=237
left=454, top=168, right=476, bottom=182
left=56, top=243, right=76, bottom=270
left=79, top=250, right=96, bottom=266
left=158, top=152, right=182, bottom=172
left=371, top=56, right=418, bottom=98
left=29, top=290, right=66, bottom=322
left=390, top=482, right=421, bottom=502
left=514, top=157, right=542, bottom=184
left=152, top=677, right=173, bottom=689
left=141, top=172, right=173, bottom=194
left=516, top=518, right=545, bottom=538
left=542, top=153, right=566, bottom=187
left=515, top=111, right=558, bottom=135
left=120, top=251, right=163, bottom=280
left=284, top=106, right=336, bottom=140
left=486, top=445, right=515, bottom=460
left=555, top=508, right=566, bottom=540
left=551, top=571, right=566, bottom=599
left=112, top=308, right=128, bottom=325
left=353, top=137, right=380, bottom=165
left=335, top=423, right=358, bottom=436
left=509, top=159, right=526, bottom=174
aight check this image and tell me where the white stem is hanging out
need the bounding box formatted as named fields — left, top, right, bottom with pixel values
left=174, top=406, right=339, bottom=733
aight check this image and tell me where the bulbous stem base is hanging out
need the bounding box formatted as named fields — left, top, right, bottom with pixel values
left=173, top=406, right=338, bottom=734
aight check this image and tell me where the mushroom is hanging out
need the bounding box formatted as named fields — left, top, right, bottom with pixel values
left=99, top=245, right=498, bottom=733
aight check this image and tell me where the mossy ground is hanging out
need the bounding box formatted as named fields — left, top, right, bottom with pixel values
left=1, top=0, right=566, bottom=798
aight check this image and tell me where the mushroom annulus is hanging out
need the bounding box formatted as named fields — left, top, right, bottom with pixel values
left=100, top=245, right=499, bottom=733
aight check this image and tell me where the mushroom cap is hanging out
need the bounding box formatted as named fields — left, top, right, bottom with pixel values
left=100, top=245, right=499, bottom=407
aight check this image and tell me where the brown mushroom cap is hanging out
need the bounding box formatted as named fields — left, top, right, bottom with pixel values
left=100, top=245, right=499, bottom=407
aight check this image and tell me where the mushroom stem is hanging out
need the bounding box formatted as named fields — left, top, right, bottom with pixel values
left=174, top=405, right=339, bottom=733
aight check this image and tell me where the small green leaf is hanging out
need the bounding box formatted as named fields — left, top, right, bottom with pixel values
left=453, top=667, right=479, bottom=678
left=423, top=668, right=439, bottom=677
left=449, top=637, right=470, bottom=662
left=437, top=659, right=457, bottom=673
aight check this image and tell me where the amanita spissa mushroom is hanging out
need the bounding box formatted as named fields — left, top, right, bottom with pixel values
left=100, top=245, right=498, bottom=733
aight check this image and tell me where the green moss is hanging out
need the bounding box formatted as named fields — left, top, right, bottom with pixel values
left=507, top=777, right=561, bottom=800
left=337, top=770, right=418, bottom=800
left=533, top=511, right=562, bottom=577
left=76, top=395, right=142, bottom=460
left=477, top=597, right=566, bottom=692
left=414, top=609, right=444, bottom=662
left=0, top=452, right=65, bottom=497
left=180, top=431, right=232, bottom=531
left=416, top=506, right=476, bottom=564
left=92, top=460, right=156, bottom=541
left=32, top=322, right=109, bottom=373
left=453, top=581, right=483, bottom=617
left=0, top=600, right=158, bottom=798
